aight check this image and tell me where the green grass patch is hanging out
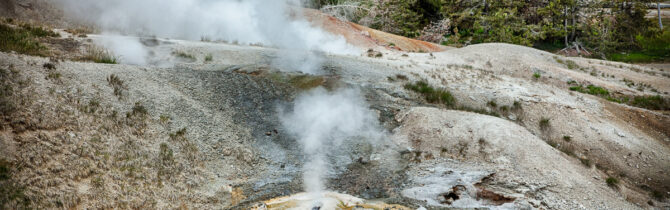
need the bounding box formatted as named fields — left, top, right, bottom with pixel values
left=569, top=83, right=669, bottom=110
left=19, top=23, right=59, bottom=38
left=533, top=72, right=541, bottom=79
left=404, top=81, right=456, bottom=107
left=0, top=23, right=50, bottom=56
left=569, top=85, right=609, bottom=96
left=607, top=52, right=665, bottom=63
left=607, top=30, right=670, bottom=63
left=630, top=95, right=670, bottom=110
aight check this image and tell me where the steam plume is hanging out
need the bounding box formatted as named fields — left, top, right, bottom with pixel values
left=280, top=87, right=383, bottom=201
left=55, top=0, right=359, bottom=70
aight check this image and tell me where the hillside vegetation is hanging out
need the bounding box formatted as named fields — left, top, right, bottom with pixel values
left=313, top=0, right=669, bottom=62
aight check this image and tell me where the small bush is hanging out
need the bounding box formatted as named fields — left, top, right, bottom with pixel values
left=533, top=72, right=541, bottom=79
left=487, top=100, right=497, bottom=108
left=579, top=158, right=591, bottom=167
left=395, top=74, right=408, bottom=80
left=131, top=102, right=148, bottom=116
left=606, top=177, right=618, bottom=187
left=42, top=62, right=56, bottom=70
left=205, top=54, right=213, bottom=62
left=563, top=135, right=572, bottom=142
left=169, top=127, right=187, bottom=141
left=539, top=117, right=551, bottom=130
left=405, top=81, right=456, bottom=107
left=84, top=45, right=117, bottom=64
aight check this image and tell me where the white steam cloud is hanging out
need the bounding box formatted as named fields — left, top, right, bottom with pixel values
left=55, top=0, right=359, bottom=72
left=280, top=87, right=383, bottom=202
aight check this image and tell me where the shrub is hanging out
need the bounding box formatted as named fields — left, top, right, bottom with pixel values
left=533, top=72, right=541, bottom=79
left=405, top=81, right=456, bottom=107
left=539, top=117, right=550, bottom=130
left=42, top=62, right=55, bottom=70
left=606, top=177, right=618, bottom=187
left=579, top=158, right=591, bottom=167
left=131, top=102, right=148, bottom=116
left=563, top=135, right=571, bottom=141
left=84, top=45, right=117, bottom=64
left=205, top=54, right=213, bottom=62
left=487, top=100, right=497, bottom=108
left=169, top=127, right=187, bottom=141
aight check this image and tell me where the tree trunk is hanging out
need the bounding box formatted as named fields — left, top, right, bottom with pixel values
left=564, top=7, right=569, bottom=48
left=659, top=2, right=664, bottom=30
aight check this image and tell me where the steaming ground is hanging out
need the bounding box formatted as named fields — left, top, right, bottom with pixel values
left=1, top=1, right=670, bottom=209
left=2, top=31, right=669, bottom=209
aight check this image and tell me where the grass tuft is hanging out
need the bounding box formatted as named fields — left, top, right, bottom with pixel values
left=606, top=177, right=618, bottom=187
left=84, top=45, right=117, bottom=64
left=107, top=74, right=126, bottom=98
left=404, top=81, right=456, bottom=107
left=539, top=117, right=551, bottom=130
left=131, top=102, right=148, bottom=116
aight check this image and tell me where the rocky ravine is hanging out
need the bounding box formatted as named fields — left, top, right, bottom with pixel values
left=1, top=29, right=669, bottom=209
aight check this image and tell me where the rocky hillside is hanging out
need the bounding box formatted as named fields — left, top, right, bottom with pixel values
left=1, top=2, right=669, bottom=210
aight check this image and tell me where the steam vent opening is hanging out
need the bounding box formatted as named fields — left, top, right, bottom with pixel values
left=2, top=0, right=669, bottom=209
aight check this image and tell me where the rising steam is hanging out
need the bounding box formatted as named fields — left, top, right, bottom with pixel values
left=55, top=0, right=359, bottom=71
left=57, top=0, right=381, bottom=203
left=279, top=87, right=383, bottom=202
